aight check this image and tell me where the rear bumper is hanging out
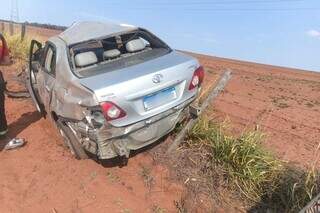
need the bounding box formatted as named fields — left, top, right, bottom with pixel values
left=95, top=95, right=195, bottom=159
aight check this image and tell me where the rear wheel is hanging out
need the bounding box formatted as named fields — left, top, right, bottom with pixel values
left=56, top=119, right=89, bottom=160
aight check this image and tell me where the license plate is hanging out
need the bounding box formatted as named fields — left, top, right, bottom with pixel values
left=143, top=87, right=177, bottom=110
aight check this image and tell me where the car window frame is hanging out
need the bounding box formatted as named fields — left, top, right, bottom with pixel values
left=42, top=42, right=57, bottom=77
left=67, top=28, right=172, bottom=79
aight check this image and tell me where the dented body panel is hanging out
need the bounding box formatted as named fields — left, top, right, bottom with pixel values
left=71, top=96, right=195, bottom=159
left=27, top=21, right=201, bottom=159
left=47, top=37, right=99, bottom=120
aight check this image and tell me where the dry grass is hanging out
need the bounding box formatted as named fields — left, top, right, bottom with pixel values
left=262, top=166, right=320, bottom=212
left=151, top=205, right=167, bottom=213
left=3, top=32, right=32, bottom=61
left=139, top=165, right=155, bottom=191
left=174, top=197, right=188, bottom=213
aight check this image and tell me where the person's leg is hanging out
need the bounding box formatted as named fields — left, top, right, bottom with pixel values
left=0, top=88, right=8, bottom=135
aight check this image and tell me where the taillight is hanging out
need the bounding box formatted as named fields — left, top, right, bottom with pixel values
left=189, top=66, right=205, bottom=90
left=100, top=102, right=126, bottom=121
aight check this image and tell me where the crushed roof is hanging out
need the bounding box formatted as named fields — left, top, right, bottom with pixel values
left=58, top=21, right=138, bottom=45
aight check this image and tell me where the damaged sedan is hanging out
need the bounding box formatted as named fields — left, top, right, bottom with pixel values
left=27, top=21, right=204, bottom=160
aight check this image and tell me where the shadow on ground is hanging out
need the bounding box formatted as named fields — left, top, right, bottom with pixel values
left=97, top=135, right=169, bottom=168
left=0, top=111, right=41, bottom=151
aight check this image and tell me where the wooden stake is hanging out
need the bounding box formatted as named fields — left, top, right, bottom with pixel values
left=0, top=23, right=4, bottom=32
left=21, top=23, right=26, bottom=41
left=167, top=70, right=232, bottom=154
left=9, top=22, right=14, bottom=36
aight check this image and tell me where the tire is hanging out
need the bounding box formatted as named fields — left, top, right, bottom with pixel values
left=56, top=119, right=89, bottom=160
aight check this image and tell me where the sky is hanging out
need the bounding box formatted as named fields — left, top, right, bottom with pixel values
left=0, top=0, right=320, bottom=72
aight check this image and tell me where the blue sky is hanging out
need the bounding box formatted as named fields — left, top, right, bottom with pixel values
left=1, top=0, right=320, bottom=71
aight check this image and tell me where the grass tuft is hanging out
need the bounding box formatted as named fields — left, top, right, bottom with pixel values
left=139, top=165, right=155, bottom=191
left=186, top=116, right=320, bottom=212
left=3, top=32, right=32, bottom=60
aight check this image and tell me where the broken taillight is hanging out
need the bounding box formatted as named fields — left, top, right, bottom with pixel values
left=189, top=66, right=205, bottom=90
left=100, top=102, right=126, bottom=121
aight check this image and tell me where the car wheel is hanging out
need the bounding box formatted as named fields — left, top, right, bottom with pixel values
left=56, top=119, right=89, bottom=160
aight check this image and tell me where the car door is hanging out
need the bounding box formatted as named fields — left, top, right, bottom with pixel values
left=37, top=42, right=57, bottom=113
left=27, top=39, right=45, bottom=114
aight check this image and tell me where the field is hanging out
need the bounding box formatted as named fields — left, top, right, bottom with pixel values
left=195, top=53, right=320, bottom=168
left=0, top=23, right=319, bottom=212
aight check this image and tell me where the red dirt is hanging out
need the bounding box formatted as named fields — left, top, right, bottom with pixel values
left=0, top=66, right=183, bottom=213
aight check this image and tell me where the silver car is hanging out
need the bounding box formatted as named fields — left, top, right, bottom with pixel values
left=27, top=21, right=204, bottom=160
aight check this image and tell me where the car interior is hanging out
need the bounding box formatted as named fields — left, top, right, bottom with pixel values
left=69, top=30, right=171, bottom=77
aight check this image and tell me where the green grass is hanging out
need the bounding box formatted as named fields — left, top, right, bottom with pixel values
left=186, top=116, right=320, bottom=212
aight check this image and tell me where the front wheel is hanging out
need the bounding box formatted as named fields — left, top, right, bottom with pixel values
left=56, top=119, right=89, bottom=160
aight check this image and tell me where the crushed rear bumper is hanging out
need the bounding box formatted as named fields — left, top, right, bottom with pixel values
left=94, top=96, right=195, bottom=159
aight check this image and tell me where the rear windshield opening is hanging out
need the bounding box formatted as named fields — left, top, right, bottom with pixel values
left=69, top=29, right=171, bottom=78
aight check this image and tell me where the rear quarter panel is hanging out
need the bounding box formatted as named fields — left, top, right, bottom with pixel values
left=49, top=37, right=98, bottom=120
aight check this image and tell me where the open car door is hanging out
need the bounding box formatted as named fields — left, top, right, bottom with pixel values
left=26, top=39, right=45, bottom=115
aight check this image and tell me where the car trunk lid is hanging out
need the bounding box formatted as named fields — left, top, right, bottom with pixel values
left=79, top=51, right=198, bottom=127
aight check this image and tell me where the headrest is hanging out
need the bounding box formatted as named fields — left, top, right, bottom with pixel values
left=126, top=38, right=146, bottom=53
left=103, top=49, right=121, bottom=59
left=75, top=51, right=98, bottom=67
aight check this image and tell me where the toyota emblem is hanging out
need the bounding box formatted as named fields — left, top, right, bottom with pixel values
left=152, top=74, right=163, bottom=84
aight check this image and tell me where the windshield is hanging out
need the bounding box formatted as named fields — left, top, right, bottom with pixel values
left=69, top=29, right=171, bottom=78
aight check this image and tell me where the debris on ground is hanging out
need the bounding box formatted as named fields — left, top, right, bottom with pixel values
left=4, top=138, right=26, bottom=150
